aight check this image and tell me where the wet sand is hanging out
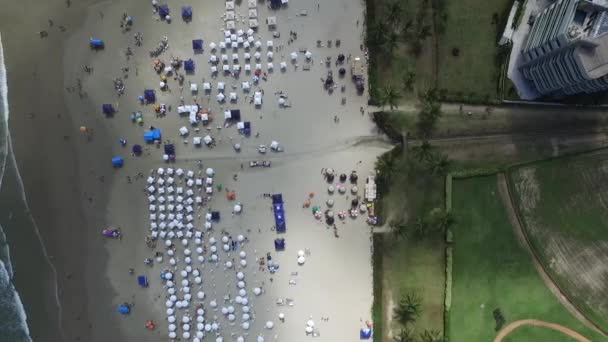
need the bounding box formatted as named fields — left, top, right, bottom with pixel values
left=2, top=0, right=388, bottom=340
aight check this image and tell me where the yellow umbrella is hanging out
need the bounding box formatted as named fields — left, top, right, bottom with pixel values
left=79, top=126, right=87, bottom=133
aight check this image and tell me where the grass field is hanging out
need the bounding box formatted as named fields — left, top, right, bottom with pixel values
left=508, top=150, right=608, bottom=331
left=450, top=176, right=604, bottom=341
left=437, top=0, right=512, bottom=100
left=381, top=235, right=445, bottom=340
left=370, top=0, right=511, bottom=101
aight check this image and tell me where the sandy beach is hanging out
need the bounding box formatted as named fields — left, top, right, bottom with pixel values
left=2, top=0, right=389, bottom=340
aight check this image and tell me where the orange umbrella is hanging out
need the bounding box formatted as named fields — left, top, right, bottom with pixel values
left=79, top=126, right=87, bottom=133
left=303, top=199, right=311, bottom=208
left=226, top=191, right=235, bottom=200
left=308, top=192, right=315, bottom=198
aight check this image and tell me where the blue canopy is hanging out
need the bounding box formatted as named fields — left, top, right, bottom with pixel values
left=274, top=238, right=285, bottom=251
left=112, top=157, right=123, bottom=167
left=184, top=59, right=195, bottom=72
left=144, top=89, right=155, bottom=102
left=102, top=104, right=114, bottom=115
left=90, top=39, right=104, bottom=48
left=211, top=211, right=220, bottom=221
left=117, top=304, right=130, bottom=315
left=230, top=109, right=241, bottom=121
left=182, top=6, right=193, bottom=19
left=158, top=4, right=169, bottom=17
left=137, top=275, right=149, bottom=287
left=164, top=143, right=175, bottom=155
left=360, top=328, right=372, bottom=339
left=272, top=194, right=283, bottom=204
left=143, top=131, right=155, bottom=142
left=192, top=39, right=203, bottom=50
left=270, top=0, right=281, bottom=8
left=152, top=129, right=161, bottom=140
left=274, top=202, right=286, bottom=232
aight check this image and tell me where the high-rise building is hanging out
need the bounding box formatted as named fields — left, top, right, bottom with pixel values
left=521, top=0, right=608, bottom=97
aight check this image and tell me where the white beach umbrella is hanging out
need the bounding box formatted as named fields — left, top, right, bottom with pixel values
left=237, top=272, right=245, bottom=280
left=265, top=321, right=274, bottom=329
left=197, top=308, right=204, bottom=316
left=168, top=316, right=176, bottom=323
left=225, top=261, right=233, bottom=268
left=243, top=306, right=250, bottom=313
left=228, top=314, right=236, bottom=321
left=307, top=320, right=315, bottom=327
left=209, top=42, right=217, bottom=50
left=221, top=307, right=229, bottom=315
left=328, top=185, right=335, bottom=193
left=168, top=288, right=176, bottom=295
left=242, top=297, right=249, bottom=305
left=237, top=281, right=245, bottom=288
left=183, top=332, right=190, bottom=339
left=192, top=269, right=200, bottom=277
left=182, top=279, right=189, bottom=287
left=267, top=51, right=273, bottom=60
left=234, top=204, right=242, bottom=213
left=306, top=326, right=313, bottom=333
left=242, top=313, right=250, bottom=321
left=305, top=50, right=312, bottom=59
left=206, top=168, right=215, bottom=176
left=180, top=270, right=188, bottom=277
left=253, top=287, right=262, bottom=296
left=205, top=324, right=212, bottom=332
left=266, top=40, right=273, bottom=48
left=168, top=324, right=176, bottom=332
left=185, top=266, right=192, bottom=273
left=290, top=52, right=298, bottom=60
left=216, top=337, right=223, bottom=342
left=169, top=258, right=176, bottom=266
left=169, top=332, right=177, bottom=339
left=195, top=276, right=202, bottom=284
left=210, top=245, right=217, bottom=253
left=183, top=316, right=191, bottom=324
left=223, top=244, right=230, bottom=251
left=257, top=335, right=264, bottom=342
left=166, top=300, right=174, bottom=308
left=184, top=248, right=192, bottom=256
left=242, top=322, right=250, bottom=330
left=211, top=254, right=218, bottom=261
left=237, top=336, right=245, bottom=342
left=185, top=293, right=191, bottom=300
left=221, top=236, right=229, bottom=243
left=278, top=313, right=285, bottom=320
left=239, top=251, right=246, bottom=258
left=166, top=280, right=175, bottom=288
left=196, top=246, right=203, bottom=254
left=240, top=259, right=247, bottom=267
left=239, top=289, right=247, bottom=297
left=298, top=250, right=305, bottom=257
left=254, top=51, right=261, bottom=60
left=297, top=256, right=306, bottom=265
left=211, top=322, right=219, bottom=331
left=197, top=291, right=205, bottom=299
left=235, top=296, right=243, bottom=304
left=166, top=308, right=174, bottom=316
left=237, top=234, right=245, bottom=242
left=210, top=300, right=217, bottom=308
left=170, top=295, right=177, bottom=302
left=280, top=62, right=287, bottom=70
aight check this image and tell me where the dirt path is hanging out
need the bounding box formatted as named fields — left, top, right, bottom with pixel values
left=496, top=174, right=607, bottom=337
left=494, top=319, right=592, bottom=342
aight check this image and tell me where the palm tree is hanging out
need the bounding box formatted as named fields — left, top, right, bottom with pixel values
left=390, top=219, right=411, bottom=240
left=394, top=327, right=417, bottom=342
left=368, top=21, right=388, bottom=49
left=393, top=293, right=421, bottom=325
left=420, top=329, right=443, bottom=342
left=403, top=71, right=416, bottom=93
left=385, top=1, right=403, bottom=26
left=411, top=140, right=433, bottom=162
left=383, top=31, right=401, bottom=57
left=380, top=85, right=402, bottom=110
left=427, top=153, right=451, bottom=176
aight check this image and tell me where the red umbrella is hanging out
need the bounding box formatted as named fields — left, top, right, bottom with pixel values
left=254, top=70, right=261, bottom=77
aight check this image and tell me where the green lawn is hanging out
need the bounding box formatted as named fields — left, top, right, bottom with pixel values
left=382, top=235, right=445, bottom=339
left=508, top=151, right=608, bottom=330
left=437, top=0, right=513, bottom=100
left=449, top=176, right=604, bottom=341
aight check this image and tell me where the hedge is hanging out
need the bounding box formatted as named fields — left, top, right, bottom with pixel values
left=372, top=234, right=384, bottom=342
left=444, top=246, right=453, bottom=341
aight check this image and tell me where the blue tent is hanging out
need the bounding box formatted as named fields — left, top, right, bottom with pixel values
left=360, top=328, right=372, bottom=339
left=102, top=104, right=114, bottom=115
left=274, top=238, right=285, bottom=251
left=132, top=144, right=142, bottom=155
left=117, top=304, right=130, bottom=315
left=152, top=129, right=161, bottom=140
left=158, top=4, right=169, bottom=17
left=112, top=157, right=123, bottom=167
left=182, top=6, right=193, bottom=20
left=144, top=89, right=155, bottom=103
left=137, top=275, right=149, bottom=287
left=192, top=39, right=203, bottom=51
left=242, top=121, right=251, bottom=135
left=184, top=59, right=195, bottom=73
left=90, top=38, right=104, bottom=48
left=274, top=203, right=286, bottom=232
left=143, top=131, right=155, bottom=142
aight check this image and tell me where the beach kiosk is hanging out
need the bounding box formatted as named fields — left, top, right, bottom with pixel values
left=112, top=157, right=124, bottom=168
left=274, top=238, right=285, bottom=251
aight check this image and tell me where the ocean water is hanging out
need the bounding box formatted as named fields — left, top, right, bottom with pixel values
left=0, top=34, right=34, bottom=342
